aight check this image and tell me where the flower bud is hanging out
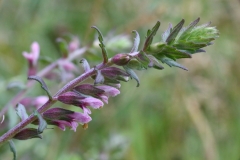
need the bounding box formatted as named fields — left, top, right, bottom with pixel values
left=111, top=53, right=130, bottom=66
left=13, top=128, right=42, bottom=140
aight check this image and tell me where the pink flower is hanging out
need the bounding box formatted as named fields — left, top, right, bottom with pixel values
left=20, top=96, right=48, bottom=109
left=68, top=36, right=80, bottom=53
left=22, top=42, right=40, bottom=66
left=74, top=84, right=120, bottom=104
left=96, top=85, right=120, bottom=97
left=57, top=91, right=104, bottom=114
left=58, top=59, right=77, bottom=72
left=22, top=42, right=40, bottom=75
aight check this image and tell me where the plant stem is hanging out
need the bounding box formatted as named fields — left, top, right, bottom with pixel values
left=0, top=66, right=96, bottom=146
left=0, top=55, right=114, bottom=146
left=0, top=47, right=88, bottom=118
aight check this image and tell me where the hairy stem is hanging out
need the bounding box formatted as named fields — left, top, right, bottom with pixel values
left=0, top=47, right=88, bottom=118
left=0, top=66, right=96, bottom=146
left=0, top=54, right=114, bottom=146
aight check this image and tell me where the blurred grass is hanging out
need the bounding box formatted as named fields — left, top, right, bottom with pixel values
left=0, top=0, right=240, bottom=160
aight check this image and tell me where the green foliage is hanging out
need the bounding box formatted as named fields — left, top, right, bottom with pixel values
left=0, top=0, right=239, bottom=160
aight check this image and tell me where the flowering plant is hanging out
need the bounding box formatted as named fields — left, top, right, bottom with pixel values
left=0, top=18, right=218, bottom=159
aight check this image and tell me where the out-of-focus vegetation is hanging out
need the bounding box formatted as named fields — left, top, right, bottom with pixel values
left=0, top=0, right=239, bottom=160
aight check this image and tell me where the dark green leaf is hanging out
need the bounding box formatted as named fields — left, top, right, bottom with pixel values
left=143, top=21, right=160, bottom=51
left=161, top=45, right=192, bottom=59
left=166, top=19, right=185, bottom=45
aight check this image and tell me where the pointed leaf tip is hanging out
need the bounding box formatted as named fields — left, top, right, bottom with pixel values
left=143, top=21, right=161, bottom=51
left=80, top=58, right=90, bottom=72
left=123, top=66, right=140, bottom=87
left=28, top=76, right=52, bottom=100
left=130, top=30, right=140, bottom=53
left=91, top=26, right=108, bottom=63
left=8, top=140, right=16, bottom=160
left=34, top=110, right=47, bottom=134
left=16, top=103, right=28, bottom=121
left=166, top=19, right=185, bottom=44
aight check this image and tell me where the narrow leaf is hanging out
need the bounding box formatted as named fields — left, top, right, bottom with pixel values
left=123, top=66, right=140, bottom=87
left=143, top=21, right=161, bottom=51
left=160, top=57, right=188, bottom=71
left=28, top=76, right=52, bottom=100
left=166, top=19, right=185, bottom=45
left=130, top=30, right=140, bottom=53
left=147, top=55, right=164, bottom=70
left=91, top=26, right=108, bottom=63
left=8, top=140, right=16, bottom=160
left=34, top=111, right=47, bottom=134
left=16, top=103, right=28, bottom=121
left=7, top=81, right=26, bottom=91
left=80, top=58, right=90, bottom=72
left=162, top=23, right=172, bottom=42
left=94, top=69, right=105, bottom=85
left=178, top=17, right=200, bottom=39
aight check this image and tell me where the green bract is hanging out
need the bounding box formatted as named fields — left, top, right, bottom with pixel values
left=146, top=18, right=219, bottom=70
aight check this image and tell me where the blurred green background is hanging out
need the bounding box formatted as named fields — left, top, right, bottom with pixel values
left=0, top=0, right=240, bottom=160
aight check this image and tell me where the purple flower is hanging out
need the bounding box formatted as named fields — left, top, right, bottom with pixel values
left=96, top=85, right=120, bottom=104
left=74, top=84, right=120, bottom=104
left=42, top=107, right=91, bottom=131
left=20, top=96, right=48, bottom=109
left=57, top=91, right=104, bottom=114
left=22, top=42, right=40, bottom=76
left=68, top=36, right=80, bottom=53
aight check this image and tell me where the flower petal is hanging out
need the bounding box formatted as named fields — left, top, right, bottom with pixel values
left=96, top=85, right=120, bottom=97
